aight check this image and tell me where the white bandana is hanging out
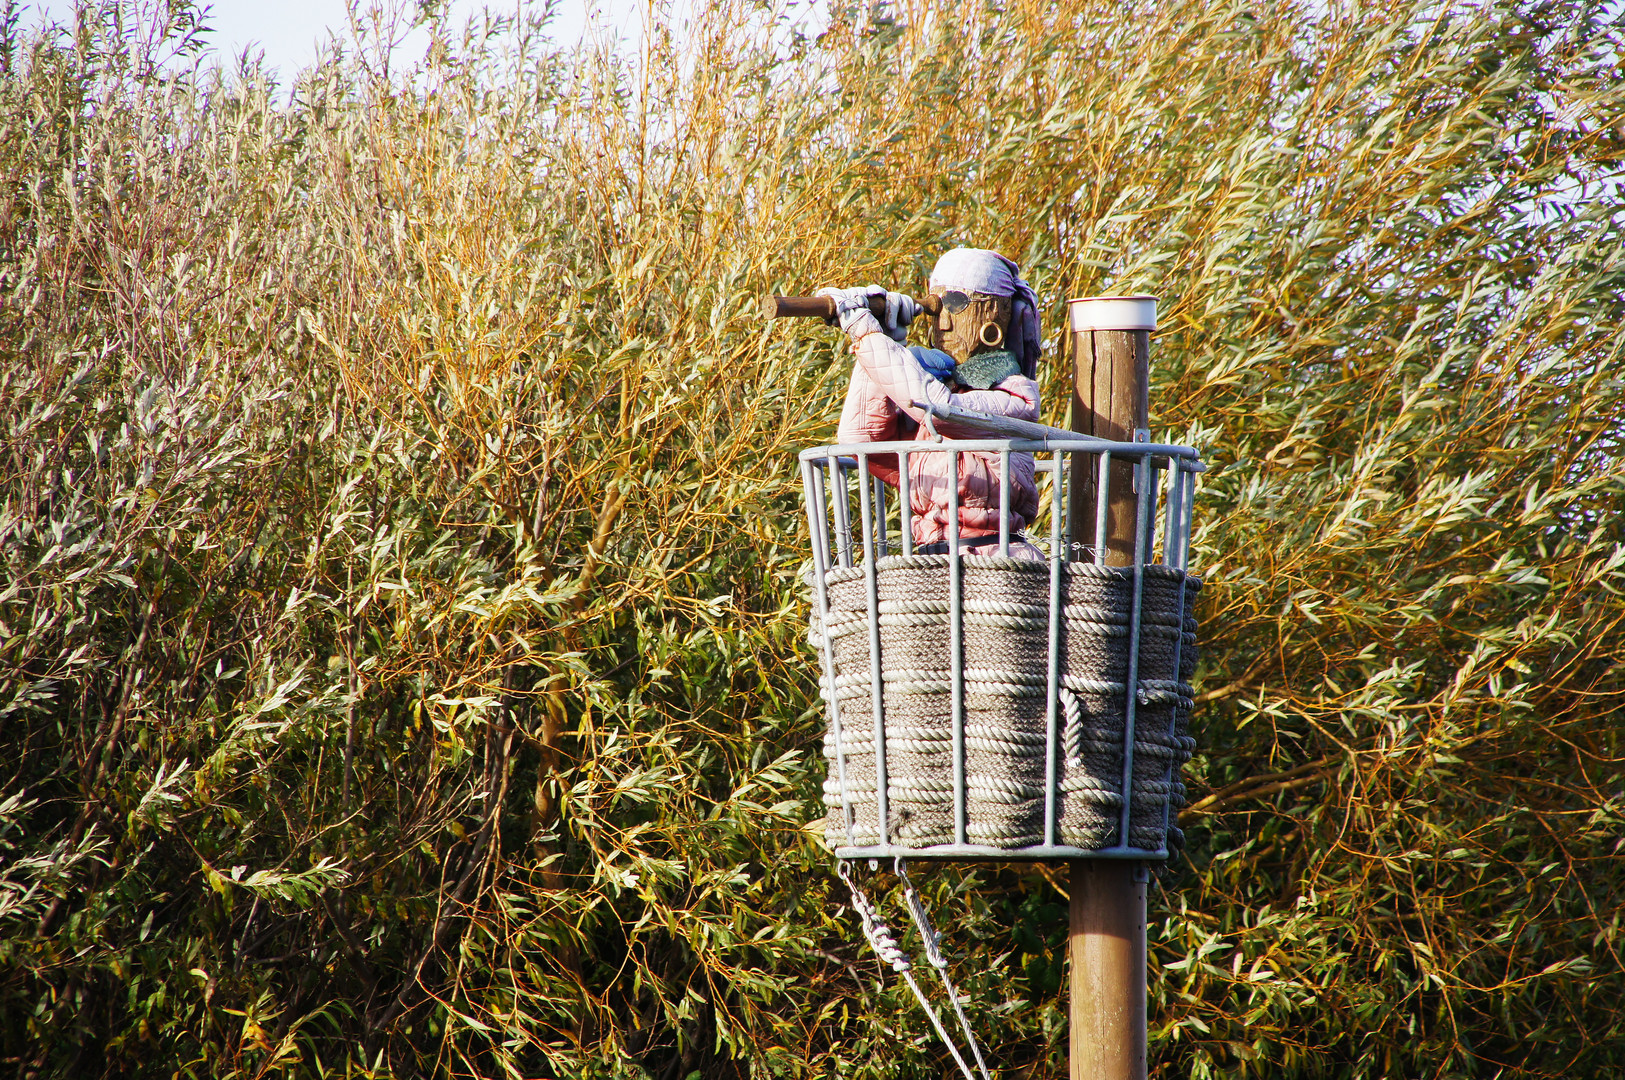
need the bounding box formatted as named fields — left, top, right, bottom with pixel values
left=928, top=248, right=1042, bottom=379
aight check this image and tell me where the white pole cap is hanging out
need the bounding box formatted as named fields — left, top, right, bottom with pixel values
left=1068, top=294, right=1157, bottom=332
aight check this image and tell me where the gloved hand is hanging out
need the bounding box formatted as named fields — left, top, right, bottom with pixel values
left=815, top=286, right=876, bottom=338
left=874, top=285, right=918, bottom=343
left=816, top=284, right=918, bottom=343
left=913, top=347, right=957, bottom=384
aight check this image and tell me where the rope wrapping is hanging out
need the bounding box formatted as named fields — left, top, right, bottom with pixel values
left=811, top=555, right=1199, bottom=853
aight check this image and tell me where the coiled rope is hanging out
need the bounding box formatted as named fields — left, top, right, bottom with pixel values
left=812, top=556, right=1200, bottom=852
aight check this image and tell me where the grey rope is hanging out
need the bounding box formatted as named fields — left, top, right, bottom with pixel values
left=897, top=859, right=993, bottom=1080
left=840, top=862, right=981, bottom=1080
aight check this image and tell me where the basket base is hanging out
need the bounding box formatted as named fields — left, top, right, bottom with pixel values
left=832, top=843, right=1168, bottom=863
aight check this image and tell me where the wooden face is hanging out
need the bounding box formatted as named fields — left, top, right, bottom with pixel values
left=930, top=291, right=1012, bottom=364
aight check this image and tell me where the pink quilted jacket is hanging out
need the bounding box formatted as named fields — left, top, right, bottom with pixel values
left=836, top=329, right=1040, bottom=548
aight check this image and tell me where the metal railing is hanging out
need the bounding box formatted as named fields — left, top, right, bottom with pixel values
left=801, top=405, right=1203, bottom=861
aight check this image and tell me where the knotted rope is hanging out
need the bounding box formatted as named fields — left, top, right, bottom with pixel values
left=839, top=860, right=992, bottom=1080
left=839, top=861, right=988, bottom=1080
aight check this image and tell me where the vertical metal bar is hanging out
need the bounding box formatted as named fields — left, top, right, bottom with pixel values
left=1144, top=459, right=1158, bottom=566
left=872, top=471, right=888, bottom=556
left=1094, top=451, right=1111, bottom=567
left=899, top=449, right=913, bottom=556
left=857, top=454, right=889, bottom=849
left=1044, top=449, right=1064, bottom=847
left=803, top=460, right=855, bottom=847
left=1158, top=462, right=1194, bottom=854
left=1117, top=454, right=1154, bottom=849
left=828, top=452, right=852, bottom=568
left=1176, top=457, right=1189, bottom=568
left=808, top=460, right=832, bottom=577
left=1061, top=451, right=1072, bottom=558
left=998, top=449, right=1011, bottom=557
left=1170, top=457, right=1183, bottom=565
left=1149, top=459, right=1164, bottom=566
left=948, top=448, right=966, bottom=846
left=1161, top=459, right=1179, bottom=568
left=1176, top=464, right=1189, bottom=571
left=1166, top=462, right=1182, bottom=571
left=1181, top=467, right=1197, bottom=571
left=1167, top=463, right=1181, bottom=571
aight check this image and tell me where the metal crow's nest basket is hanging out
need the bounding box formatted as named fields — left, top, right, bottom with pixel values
left=801, top=411, right=1203, bottom=862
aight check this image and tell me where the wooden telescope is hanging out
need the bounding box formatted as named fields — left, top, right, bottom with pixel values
left=763, top=293, right=945, bottom=320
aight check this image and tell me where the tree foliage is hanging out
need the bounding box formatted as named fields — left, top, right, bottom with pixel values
left=1, top=0, right=1622, bottom=1076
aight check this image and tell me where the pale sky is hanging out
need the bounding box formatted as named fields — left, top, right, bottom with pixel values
left=24, top=0, right=645, bottom=77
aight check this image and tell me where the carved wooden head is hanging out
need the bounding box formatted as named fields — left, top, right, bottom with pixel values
left=930, top=289, right=1013, bottom=365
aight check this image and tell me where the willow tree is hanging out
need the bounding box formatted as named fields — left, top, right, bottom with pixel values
left=1, top=0, right=1621, bottom=1077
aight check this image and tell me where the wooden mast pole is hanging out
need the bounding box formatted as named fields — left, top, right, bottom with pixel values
left=1066, top=294, right=1155, bottom=1080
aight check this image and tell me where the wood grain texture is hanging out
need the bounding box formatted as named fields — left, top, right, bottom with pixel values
left=1070, top=861, right=1148, bottom=1080
left=1068, top=328, right=1149, bottom=566
left=1068, top=322, right=1151, bottom=1080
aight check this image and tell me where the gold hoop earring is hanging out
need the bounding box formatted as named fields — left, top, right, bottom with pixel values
left=978, top=322, right=1003, bottom=348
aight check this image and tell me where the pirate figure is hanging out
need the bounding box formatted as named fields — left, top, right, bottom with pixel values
left=819, top=247, right=1045, bottom=558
